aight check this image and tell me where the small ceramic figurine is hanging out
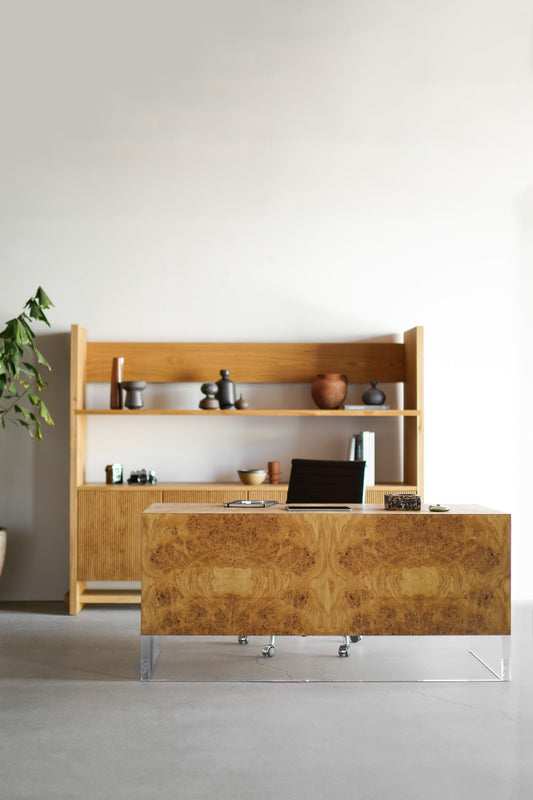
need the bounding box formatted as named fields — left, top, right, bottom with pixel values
left=235, top=394, right=248, bottom=410
left=199, top=382, right=220, bottom=409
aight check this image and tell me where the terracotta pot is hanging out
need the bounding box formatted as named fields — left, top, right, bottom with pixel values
left=311, top=373, right=348, bottom=409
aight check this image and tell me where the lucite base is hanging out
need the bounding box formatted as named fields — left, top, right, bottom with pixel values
left=140, top=634, right=511, bottom=683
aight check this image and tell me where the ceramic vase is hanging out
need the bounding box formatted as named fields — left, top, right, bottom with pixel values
left=311, top=374, right=348, bottom=409
left=362, top=380, right=386, bottom=405
left=216, top=370, right=236, bottom=409
left=122, top=381, right=147, bottom=409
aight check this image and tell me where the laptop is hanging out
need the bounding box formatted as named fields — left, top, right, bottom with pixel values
left=285, top=458, right=366, bottom=511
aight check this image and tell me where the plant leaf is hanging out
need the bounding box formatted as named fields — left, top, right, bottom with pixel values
left=21, top=361, right=40, bottom=378
left=19, top=317, right=36, bottom=342
left=34, top=348, right=51, bottom=370
left=35, top=287, right=54, bottom=309
left=14, top=404, right=30, bottom=421
left=26, top=299, right=49, bottom=325
left=39, top=399, right=54, bottom=425
left=1, top=287, right=54, bottom=441
left=1, top=317, right=30, bottom=345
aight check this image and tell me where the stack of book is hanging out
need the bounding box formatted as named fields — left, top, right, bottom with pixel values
left=348, top=431, right=375, bottom=488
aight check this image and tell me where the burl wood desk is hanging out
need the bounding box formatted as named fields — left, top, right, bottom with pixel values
left=140, top=503, right=511, bottom=681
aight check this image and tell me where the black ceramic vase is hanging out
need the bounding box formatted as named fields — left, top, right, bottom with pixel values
left=216, top=370, right=236, bottom=409
left=362, top=380, right=386, bottom=405
left=122, top=381, right=147, bottom=409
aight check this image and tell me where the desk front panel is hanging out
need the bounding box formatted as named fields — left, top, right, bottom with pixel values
left=141, top=505, right=510, bottom=637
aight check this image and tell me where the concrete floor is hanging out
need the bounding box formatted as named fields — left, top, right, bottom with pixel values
left=1, top=602, right=532, bottom=800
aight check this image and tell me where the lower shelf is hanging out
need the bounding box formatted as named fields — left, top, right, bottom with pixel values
left=66, top=588, right=141, bottom=607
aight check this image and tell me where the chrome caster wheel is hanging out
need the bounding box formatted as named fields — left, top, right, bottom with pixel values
left=262, top=644, right=276, bottom=658
left=338, top=644, right=350, bottom=657
left=350, top=635, right=362, bottom=644
left=238, top=636, right=248, bottom=645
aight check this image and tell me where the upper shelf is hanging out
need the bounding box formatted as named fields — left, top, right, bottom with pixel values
left=75, top=408, right=420, bottom=417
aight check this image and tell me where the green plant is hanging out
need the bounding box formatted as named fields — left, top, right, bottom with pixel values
left=0, top=287, right=54, bottom=440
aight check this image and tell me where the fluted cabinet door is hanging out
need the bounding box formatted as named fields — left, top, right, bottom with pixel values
left=161, top=488, right=245, bottom=504
left=78, top=489, right=161, bottom=580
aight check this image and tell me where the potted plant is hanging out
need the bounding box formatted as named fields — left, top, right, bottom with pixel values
left=0, top=286, right=54, bottom=576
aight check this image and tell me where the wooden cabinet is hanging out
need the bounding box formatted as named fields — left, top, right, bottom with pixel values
left=69, top=325, right=423, bottom=614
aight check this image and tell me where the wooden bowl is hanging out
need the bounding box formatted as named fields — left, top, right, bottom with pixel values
left=237, top=469, right=267, bottom=485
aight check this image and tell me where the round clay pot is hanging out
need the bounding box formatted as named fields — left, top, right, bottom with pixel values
left=311, top=374, right=348, bottom=409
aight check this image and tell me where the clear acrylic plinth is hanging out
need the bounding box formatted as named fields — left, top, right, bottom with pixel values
left=140, top=634, right=511, bottom=683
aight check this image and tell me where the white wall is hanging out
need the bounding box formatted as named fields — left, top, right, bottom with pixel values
left=1, top=0, right=531, bottom=600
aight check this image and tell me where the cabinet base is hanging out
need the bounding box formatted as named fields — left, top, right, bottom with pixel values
left=66, top=587, right=141, bottom=614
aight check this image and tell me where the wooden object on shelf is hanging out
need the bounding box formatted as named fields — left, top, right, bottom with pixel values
left=110, top=356, right=124, bottom=409
left=69, top=325, right=424, bottom=614
left=268, top=461, right=280, bottom=484
left=141, top=504, right=510, bottom=637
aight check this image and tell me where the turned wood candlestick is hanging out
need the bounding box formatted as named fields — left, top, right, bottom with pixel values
left=268, top=461, right=280, bottom=484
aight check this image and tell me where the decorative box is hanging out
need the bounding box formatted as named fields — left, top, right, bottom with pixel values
left=384, top=494, right=422, bottom=511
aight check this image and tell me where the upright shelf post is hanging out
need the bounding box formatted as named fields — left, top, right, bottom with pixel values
left=69, top=324, right=88, bottom=614
left=403, top=326, right=424, bottom=498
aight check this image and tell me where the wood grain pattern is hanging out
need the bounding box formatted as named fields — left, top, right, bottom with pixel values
left=86, top=341, right=406, bottom=384
left=141, top=504, right=510, bottom=637
left=78, top=488, right=161, bottom=580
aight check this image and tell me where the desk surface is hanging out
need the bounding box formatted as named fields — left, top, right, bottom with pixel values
left=143, top=502, right=509, bottom=516
left=141, top=503, right=511, bottom=637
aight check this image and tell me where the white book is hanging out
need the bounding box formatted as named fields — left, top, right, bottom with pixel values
left=361, top=431, right=375, bottom=487
left=348, top=431, right=375, bottom=490
left=343, top=404, right=390, bottom=410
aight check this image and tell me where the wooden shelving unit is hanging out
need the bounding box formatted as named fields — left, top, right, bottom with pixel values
left=69, top=325, right=424, bottom=614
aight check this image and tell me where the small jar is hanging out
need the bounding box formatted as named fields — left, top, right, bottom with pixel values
left=362, top=380, right=386, bottom=405
left=122, top=381, right=147, bottom=409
